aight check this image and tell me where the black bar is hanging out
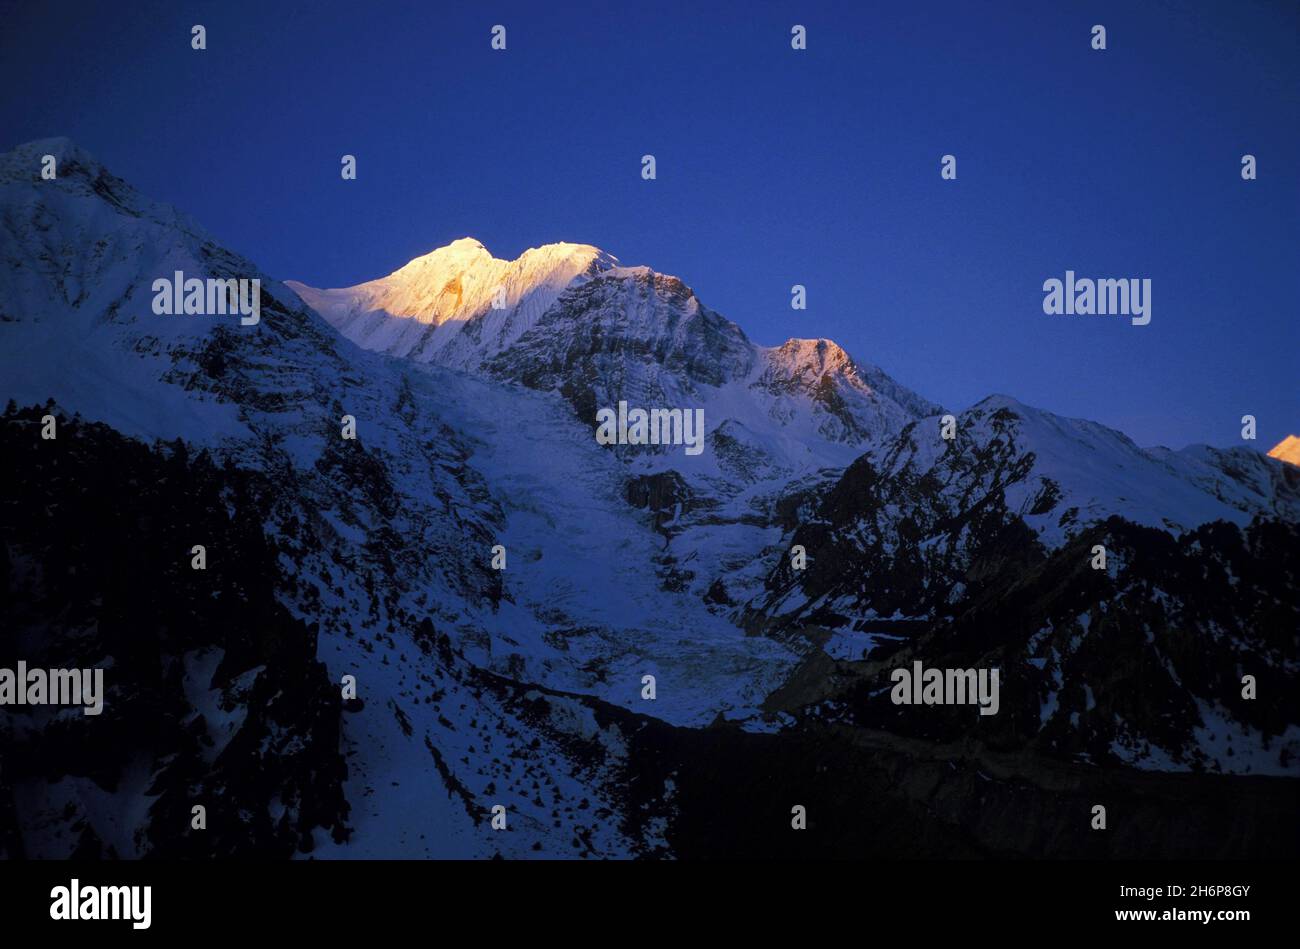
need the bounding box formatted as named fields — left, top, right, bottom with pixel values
left=0, top=858, right=1291, bottom=935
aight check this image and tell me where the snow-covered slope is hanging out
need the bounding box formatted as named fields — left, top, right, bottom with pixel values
left=936, top=395, right=1298, bottom=545
left=753, top=393, right=1300, bottom=630
left=487, top=267, right=945, bottom=607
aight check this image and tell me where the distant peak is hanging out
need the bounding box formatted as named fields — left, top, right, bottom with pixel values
left=776, top=337, right=848, bottom=356
left=1268, top=435, right=1300, bottom=467
left=973, top=393, right=1029, bottom=412
left=768, top=337, right=852, bottom=372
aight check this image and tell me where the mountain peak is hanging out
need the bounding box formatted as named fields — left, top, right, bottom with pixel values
left=771, top=337, right=852, bottom=370
left=1269, top=435, right=1300, bottom=467
left=1, top=137, right=109, bottom=185
left=387, top=237, right=494, bottom=278
left=0, top=137, right=196, bottom=237
left=289, top=238, right=617, bottom=367
left=383, top=238, right=613, bottom=282
left=973, top=393, right=1030, bottom=412
left=436, top=235, right=490, bottom=258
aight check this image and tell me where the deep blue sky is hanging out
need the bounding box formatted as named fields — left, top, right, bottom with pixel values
left=3, top=0, right=1296, bottom=449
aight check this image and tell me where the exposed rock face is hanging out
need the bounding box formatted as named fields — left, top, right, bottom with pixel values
left=0, top=408, right=349, bottom=858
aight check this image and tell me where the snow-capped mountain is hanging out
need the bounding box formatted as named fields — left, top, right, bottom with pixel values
left=2, top=138, right=1296, bottom=860
left=288, top=242, right=947, bottom=619
left=293, top=244, right=945, bottom=609
left=286, top=239, right=617, bottom=370
left=291, top=244, right=940, bottom=461
left=753, top=394, right=1300, bottom=633
left=0, top=138, right=798, bottom=858
left=1270, top=435, right=1300, bottom=467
